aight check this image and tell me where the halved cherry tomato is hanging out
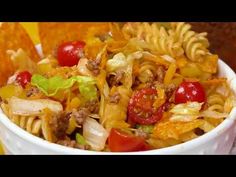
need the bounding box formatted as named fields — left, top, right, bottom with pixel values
left=108, top=128, right=150, bottom=152
left=174, top=81, right=206, bottom=104
left=128, top=88, right=164, bottom=125
left=57, top=41, right=85, bottom=67
left=16, top=71, right=32, bottom=88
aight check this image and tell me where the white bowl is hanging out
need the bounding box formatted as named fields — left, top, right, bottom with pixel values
left=0, top=59, right=236, bottom=154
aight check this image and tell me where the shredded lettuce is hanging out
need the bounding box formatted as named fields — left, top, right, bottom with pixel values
left=76, top=133, right=87, bottom=145
left=170, top=102, right=203, bottom=122
left=83, top=118, right=109, bottom=151
left=31, top=74, right=97, bottom=101
left=170, top=102, right=203, bottom=115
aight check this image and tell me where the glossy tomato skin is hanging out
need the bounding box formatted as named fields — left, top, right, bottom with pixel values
left=57, top=41, right=85, bottom=67
left=174, top=81, right=206, bottom=104
left=16, top=71, right=32, bottom=88
left=108, top=128, right=149, bottom=152
left=128, top=88, right=164, bottom=125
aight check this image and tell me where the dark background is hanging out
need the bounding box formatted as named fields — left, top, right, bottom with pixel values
left=190, top=22, right=236, bottom=71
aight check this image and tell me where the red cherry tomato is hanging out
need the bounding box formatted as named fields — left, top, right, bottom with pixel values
left=57, top=41, right=85, bottom=67
left=16, top=71, right=32, bottom=88
left=108, top=128, right=150, bottom=152
left=128, top=88, right=165, bottom=125
left=174, top=81, right=206, bottom=104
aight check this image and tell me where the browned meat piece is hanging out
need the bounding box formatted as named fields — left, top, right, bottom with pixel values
left=57, top=139, right=77, bottom=148
left=71, top=108, right=90, bottom=125
left=165, top=83, right=176, bottom=102
left=132, top=76, right=141, bottom=88
left=49, top=99, right=99, bottom=141
left=26, top=87, right=40, bottom=97
left=84, top=100, right=99, bottom=113
left=58, top=100, right=99, bottom=128
left=194, top=128, right=204, bottom=136
left=155, top=65, right=165, bottom=83
left=49, top=112, right=70, bottom=139
left=86, top=57, right=101, bottom=76
left=107, top=71, right=124, bottom=87
left=57, top=138, right=90, bottom=150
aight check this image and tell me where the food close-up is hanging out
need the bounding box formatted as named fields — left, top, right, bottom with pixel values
left=0, top=22, right=236, bottom=154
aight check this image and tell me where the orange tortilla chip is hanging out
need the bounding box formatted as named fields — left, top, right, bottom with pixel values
left=0, top=22, right=40, bottom=86
left=38, top=22, right=110, bottom=57
left=153, top=119, right=204, bottom=140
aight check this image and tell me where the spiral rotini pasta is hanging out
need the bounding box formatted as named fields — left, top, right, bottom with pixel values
left=1, top=101, right=41, bottom=134
left=13, top=115, right=41, bottom=135
left=201, top=92, right=226, bottom=129
left=100, top=86, right=131, bottom=129
left=122, top=22, right=210, bottom=62
left=170, top=22, right=210, bottom=62
left=0, top=102, right=53, bottom=141
left=207, top=93, right=225, bottom=112
left=122, top=22, right=184, bottom=58
left=138, top=60, right=157, bottom=83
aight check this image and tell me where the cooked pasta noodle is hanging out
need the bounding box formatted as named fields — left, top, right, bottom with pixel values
left=170, top=22, right=210, bottom=62
left=138, top=60, right=157, bottom=83
left=122, top=22, right=184, bottom=58
left=201, top=88, right=228, bottom=130
left=1, top=102, right=55, bottom=142
left=1, top=102, right=42, bottom=136
left=207, top=93, right=225, bottom=112
left=101, top=86, right=131, bottom=129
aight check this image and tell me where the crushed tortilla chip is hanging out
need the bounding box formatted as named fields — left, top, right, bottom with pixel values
left=198, top=54, right=218, bottom=73
left=0, top=22, right=40, bottom=86
left=38, top=22, right=110, bottom=57
left=107, top=40, right=128, bottom=53
left=84, top=39, right=106, bottom=60
left=152, top=119, right=204, bottom=140
left=109, top=23, right=126, bottom=41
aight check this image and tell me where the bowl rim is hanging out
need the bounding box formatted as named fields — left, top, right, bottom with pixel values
left=0, top=59, right=236, bottom=154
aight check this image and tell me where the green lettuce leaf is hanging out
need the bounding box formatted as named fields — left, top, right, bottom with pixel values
left=76, top=133, right=87, bottom=145
left=31, top=74, right=97, bottom=101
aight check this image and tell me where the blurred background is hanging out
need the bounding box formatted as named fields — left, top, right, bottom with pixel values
left=190, top=22, right=236, bottom=71
left=20, top=22, right=236, bottom=71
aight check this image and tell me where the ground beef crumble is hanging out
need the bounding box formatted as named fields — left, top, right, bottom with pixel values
left=86, top=57, right=101, bottom=76
left=107, top=71, right=124, bottom=87
left=165, top=83, right=176, bottom=101
left=49, top=112, right=70, bottom=139
left=26, top=87, right=40, bottom=97
left=56, top=137, right=90, bottom=150
left=49, top=100, right=99, bottom=140
left=71, top=108, right=90, bottom=125
left=155, top=65, right=166, bottom=83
